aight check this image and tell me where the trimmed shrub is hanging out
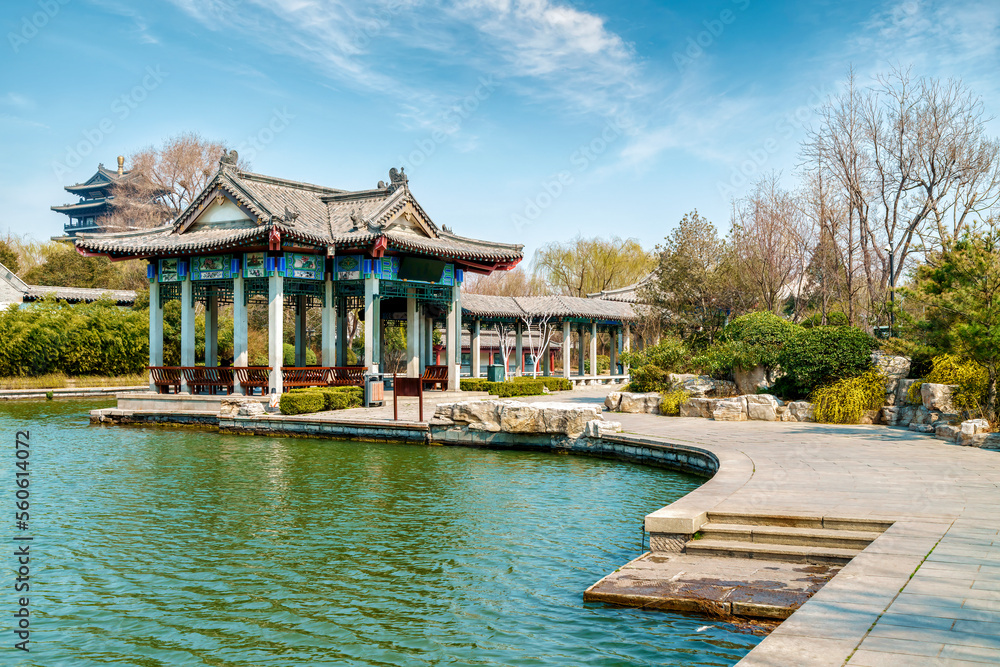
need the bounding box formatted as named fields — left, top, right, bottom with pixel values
left=721, top=311, right=800, bottom=369
left=800, top=311, right=850, bottom=328
left=628, top=364, right=670, bottom=393
left=490, top=380, right=545, bottom=397
left=539, top=377, right=572, bottom=392
left=619, top=337, right=689, bottom=375
left=461, top=378, right=491, bottom=392
left=279, top=391, right=325, bottom=415
left=659, top=390, right=690, bottom=416
left=778, top=326, right=878, bottom=398
left=288, top=386, right=363, bottom=411
left=812, top=370, right=886, bottom=424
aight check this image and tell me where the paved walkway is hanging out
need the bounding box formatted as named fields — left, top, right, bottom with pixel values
left=273, top=386, right=1000, bottom=665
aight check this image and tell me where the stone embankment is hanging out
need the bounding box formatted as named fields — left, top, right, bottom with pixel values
left=429, top=400, right=622, bottom=443
left=608, top=353, right=1000, bottom=451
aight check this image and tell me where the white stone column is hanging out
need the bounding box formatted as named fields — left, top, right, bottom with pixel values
left=268, top=272, right=284, bottom=394
left=294, top=294, right=307, bottom=366
left=446, top=286, right=459, bottom=390
left=623, top=322, right=631, bottom=376
left=233, top=274, right=248, bottom=394
left=205, top=293, right=218, bottom=367
left=363, top=275, right=379, bottom=372
left=322, top=278, right=335, bottom=367
left=471, top=318, right=481, bottom=379
left=541, top=339, right=550, bottom=377
left=180, top=274, right=195, bottom=393
left=562, top=321, right=571, bottom=379
left=406, top=294, right=419, bottom=378
left=609, top=327, right=619, bottom=377
left=148, top=278, right=163, bottom=391
left=590, top=321, right=598, bottom=379
left=416, top=305, right=425, bottom=374
left=515, top=321, right=523, bottom=377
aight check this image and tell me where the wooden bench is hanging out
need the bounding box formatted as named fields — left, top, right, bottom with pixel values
left=149, top=366, right=181, bottom=394
left=421, top=364, right=449, bottom=391
left=235, top=366, right=271, bottom=395
left=282, top=367, right=330, bottom=389
left=328, top=366, right=365, bottom=387
left=180, top=367, right=234, bottom=395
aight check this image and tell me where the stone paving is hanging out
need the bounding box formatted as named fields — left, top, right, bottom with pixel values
left=208, top=385, right=1000, bottom=665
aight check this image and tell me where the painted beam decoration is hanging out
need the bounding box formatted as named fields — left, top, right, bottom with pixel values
left=244, top=252, right=267, bottom=279
left=191, top=255, right=233, bottom=280
left=285, top=253, right=323, bottom=280
left=159, top=258, right=182, bottom=283
left=335, top=255, right=362, bottom=281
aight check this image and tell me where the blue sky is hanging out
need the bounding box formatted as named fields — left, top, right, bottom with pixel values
left=2, top=0, right=999, bottom=263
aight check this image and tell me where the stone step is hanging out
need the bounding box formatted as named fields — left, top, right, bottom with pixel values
left=699, top=522, right=881, bottom=550
left=684, top=539, right=861, bottom=565
left=706, top=512, right=893, bottom=532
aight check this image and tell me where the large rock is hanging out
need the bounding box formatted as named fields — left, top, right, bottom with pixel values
left=584, top=419, right=622, bottom=438
left=499, top=404, right=545, bottom=433
left=909, top=423, right=935, bottom=434
left=860, top=409, right=882, bottom=425
left=787, top=401, right=815, bottom=423
left=618, top=392, right=661, bottom=414
left=713, top=380, right=738, bottom=398
left=896, top=405, right=917, bottom=426
left=882, top=406, right=901, bottom=426
left=873, top=352, right=911, bottom=380
left=910, top=406, right=942, bottom=425
left=979, top=434, right=1000, bottom=450
left=934, top=423, right=960, bottom=441
left=680, top=398, right=719, bottom=419
left=540, top=403, right=602, bottom=437
left=667, top=374, right=730, bottom=398
left=961, top=419, right=990, bottom=435
left=604, top=391, right=622, bottom=411
left=220, top=397, right=265, bottom=418
left=896, top=379, right=919, bottom=406
left=713, top=397, right=748, bottom=421
left=921, top=383, right=957, bottom=413
left=746, top=394, right=784, bottom=421
left=454, top=401, right=504, bottom=432
left=734, top=366, right=769, bottom=396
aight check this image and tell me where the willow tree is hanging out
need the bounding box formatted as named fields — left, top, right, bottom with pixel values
left=532, top=235, right=653, bottom=297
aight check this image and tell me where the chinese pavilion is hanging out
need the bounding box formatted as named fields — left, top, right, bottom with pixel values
left=74, top=153, right=637, bottom=396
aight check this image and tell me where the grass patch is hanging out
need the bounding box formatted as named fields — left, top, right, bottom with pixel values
left=0, top=373, right=148, bottom=391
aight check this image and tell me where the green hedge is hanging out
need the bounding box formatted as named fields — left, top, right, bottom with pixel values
left=775, top=326, right=878, bottom=398
left=461, top=376, right=572, bottom=394
left=0, top=297, right=147, bottom=377
left=279, top=391, right=325, bottom=415
left=283, top=386, right=363, bottom=414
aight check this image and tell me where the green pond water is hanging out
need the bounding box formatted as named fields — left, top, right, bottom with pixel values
left=3, top=400, right=761, bottom=666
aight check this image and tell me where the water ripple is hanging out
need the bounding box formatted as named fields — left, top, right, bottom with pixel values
left=2, top=400, right=761, bottom=666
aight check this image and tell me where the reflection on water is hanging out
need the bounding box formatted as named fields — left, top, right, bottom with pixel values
left=3, top=399, right=760, bottom=666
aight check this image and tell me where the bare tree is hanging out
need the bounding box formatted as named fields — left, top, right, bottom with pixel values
left=730, top=172, right=811, bottom=314
left=803, top=66, right=1000, bottom=326
left=493, top=321, right=516, bottom=375
left=519, top=312, right=556, bottom=378
left=463, top=266, right=549, bottom=296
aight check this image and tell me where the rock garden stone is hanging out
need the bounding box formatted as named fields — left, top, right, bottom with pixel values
left=713, top=380, right=738, bottom=398
left=961, top=418, right=990, bottom=435
left=734, top=366, right=769, bottom=395
left=604, top=391, right=622, bottom=411
left=787, top=401, right=815, bottom=422
left=921, top=383, right=957, bottom=413
left=979, top=433, right=1000, bottom=450
left=881, top=406, right=900, bottom=426
left=680, top=397, right=720, bottom=419
left=934, top=423, right=960, bottom=441
left=618, top=392, right=661, bottom=414
left=220, top=397, right=266, bottom=418
left=896, top=379, right=919, bottom=406
left=584, top=419, right=622, bottom=438
left=909, top=423, right=935, bottom=434
left=745, top=394, right=784, bottom=421
left=713, top=397, right=748, bottom=421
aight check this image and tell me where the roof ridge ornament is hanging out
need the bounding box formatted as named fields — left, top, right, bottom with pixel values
left=283, top=204, right=299, bottom=226
left=349, top=208, right=363, bottom=230
left=220, top=149, right=239, bottom=168
left=386, top=166, right=407, bottom=193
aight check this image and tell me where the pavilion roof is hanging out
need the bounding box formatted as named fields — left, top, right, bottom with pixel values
left=461, top=293, right=640, bottom=322
left=74, top=160, right=523, bottom=265
left=586, top=272, right=655, bottom=303
left=23, top=285, right=136, bottom=306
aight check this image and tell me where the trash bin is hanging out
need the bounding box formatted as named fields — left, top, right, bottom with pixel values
left=364, top=373, right=384, bottom=407
left=487, top=364, right=505, bottom=382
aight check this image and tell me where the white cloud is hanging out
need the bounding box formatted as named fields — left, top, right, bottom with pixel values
left=1, top=93, right=35, bottom=110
